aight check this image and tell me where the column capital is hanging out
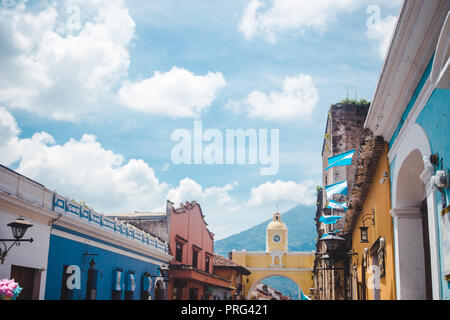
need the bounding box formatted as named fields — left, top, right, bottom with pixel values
left=390, top=207, right=422, bottom=219
left=420, top=161, right=435, bottom=196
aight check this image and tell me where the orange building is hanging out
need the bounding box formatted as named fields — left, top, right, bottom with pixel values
left=212, top=254, right=250, bottom=300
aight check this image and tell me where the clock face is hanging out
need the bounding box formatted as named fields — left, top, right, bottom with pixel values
left=273, top=235, right=281, bottom=243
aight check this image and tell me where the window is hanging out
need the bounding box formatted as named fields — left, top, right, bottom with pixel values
left=189, top=288, right=198, bottom=300
left=192, top=249, right=198, bottom=268
left=173, top=287, right=183, bottom=300
left=205, top=256, right=210, bottom=273
left=176, top=242, right=183, bottom=262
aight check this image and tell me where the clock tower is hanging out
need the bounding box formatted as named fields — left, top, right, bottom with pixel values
left=266, top=212, right=288, bottom=253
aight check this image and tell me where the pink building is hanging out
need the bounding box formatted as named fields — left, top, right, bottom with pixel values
left=167, top=201, right=231, bottom=300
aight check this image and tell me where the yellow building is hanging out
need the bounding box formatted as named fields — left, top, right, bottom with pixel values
left=344, top=138, right=396, bottom=300
left=230, top=212, right=315, bottom=299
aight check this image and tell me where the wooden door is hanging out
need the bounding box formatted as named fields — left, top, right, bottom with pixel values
left=10, top=265, right=39, bottom=300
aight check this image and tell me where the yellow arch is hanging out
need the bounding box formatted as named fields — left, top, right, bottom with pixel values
left=231, top=251, right=315, bottom=300
left=246, top=273, right=305, bottom=300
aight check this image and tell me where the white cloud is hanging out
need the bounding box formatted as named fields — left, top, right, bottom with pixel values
left=366, top=14, right=397, bottom=59
left=247, top=179, right=317, bottom=208
left=118, top=66, right=226, bottom=118
left=0, top=107, right=317, bottom=240
left=0, top=0, right=135, bottom=121
left=0, top=107, right=168, bottom=212
left=228, top=73, right=319, bottom=122
left=0, top=2, right=227, bottom=121
left=0, top=108, right=242, bottom=231
left=167, top=178, right=239, bottom=210
left=239, top=0, right=360, bottom=42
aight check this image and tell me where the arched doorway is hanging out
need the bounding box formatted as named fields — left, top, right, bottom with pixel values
left=246, top=275, right=303, bottom=300
left=389, top=123, right=440, bottom=299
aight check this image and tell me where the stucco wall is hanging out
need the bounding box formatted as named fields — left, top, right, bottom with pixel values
left=350, top=144, right=396, bottom=300
left=416, top=88, right=450, bottom=299
left=45, top=226, right=166, bottom=300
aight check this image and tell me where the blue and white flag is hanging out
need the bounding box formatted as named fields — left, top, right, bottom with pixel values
left=341, top=202, right=348, bottom=210
left=325, top=180, right=348, bottom=200
left=318, top=215, right=343, bottom=225
left=300, top=290, right=311, bottom=300
left=327, top=199, right=347, bottom=211
left=320, top=229, right=341, bottom=239
left=325, top=149, right=355, bottom=171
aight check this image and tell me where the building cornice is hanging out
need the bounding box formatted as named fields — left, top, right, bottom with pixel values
left=246, top=267, right=313, bottom=272
left=0, top=191, right=57, bottom=225
left=53, top=216, right=173, bottom=263
left=390, top=207, right=421, bottom=219
left=365, top=0, right=450, bottom=140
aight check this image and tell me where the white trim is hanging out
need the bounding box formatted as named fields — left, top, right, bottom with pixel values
left=53, top=217, right=173, bottom=263
left=0, top=191, right=57, bottom=226
left=390, top=207, right=421, bottom=219
left=390, top=123, right=431, bottom=208
left=365, top=1, right=450, bottom=140
left=51, top=228, right=169, bottom=265
left=233, top=251, right=314, bottom=256
left=424, top=190, right=441, bottom=299
left=246, top=267, right=313, bottom=272
left=431, top=10, right=450, bottom=89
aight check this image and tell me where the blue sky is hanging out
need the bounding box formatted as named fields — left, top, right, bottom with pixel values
left=0, top=0, right=401, bottom=239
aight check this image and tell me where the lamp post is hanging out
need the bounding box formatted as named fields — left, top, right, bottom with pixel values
left=0, top=217, right=34, bottom=264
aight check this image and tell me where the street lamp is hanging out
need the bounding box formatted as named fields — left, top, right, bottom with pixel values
left=319, top=234, right=345, bottom=252
left=360, top=209, right=375, bottom=243
left=159, top=265, right=170, bottom=283
left=0, top=217, right=34, bottom=264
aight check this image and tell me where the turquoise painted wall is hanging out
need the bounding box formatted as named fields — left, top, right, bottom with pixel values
left=416, top=88, right=450, bottom=299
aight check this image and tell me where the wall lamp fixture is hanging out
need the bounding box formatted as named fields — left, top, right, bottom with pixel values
left=359, top=209, right=375, bottom=243
left=149, top=265, right=170, bottom=283
left=0, top=217, right=34, bottom=264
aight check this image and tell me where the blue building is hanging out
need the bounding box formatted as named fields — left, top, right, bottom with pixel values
left=44, top=193, right=172, bottom=300
left=365, top=0, right=450, bottom=299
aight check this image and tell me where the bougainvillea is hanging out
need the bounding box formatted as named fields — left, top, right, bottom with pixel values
left=0, top=279, right=22, bottom=300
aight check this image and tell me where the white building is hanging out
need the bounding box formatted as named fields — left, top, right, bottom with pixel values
left=0, top=165, right=55, bottom=300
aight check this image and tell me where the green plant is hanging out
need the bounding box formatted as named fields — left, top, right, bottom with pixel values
left=338, top=97, right=370, bottom=106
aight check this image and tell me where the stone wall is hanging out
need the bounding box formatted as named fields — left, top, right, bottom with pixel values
left=315, top=101, right=370, bottom=300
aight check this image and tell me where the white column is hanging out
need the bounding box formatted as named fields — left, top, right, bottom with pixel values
left=390, top=207, right=427, bottom=300
left=420, top=158, right=442, bottom=299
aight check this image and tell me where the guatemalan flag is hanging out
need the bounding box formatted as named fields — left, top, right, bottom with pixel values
left=327, top=199, right=347, bottom=211
left=325, top=180, right=348, bottom=200
left=318, top=215, right=344, bottom=225
left=320, top=229, right=341, bottom=238
left=325, top=149, right=356, bottom=171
